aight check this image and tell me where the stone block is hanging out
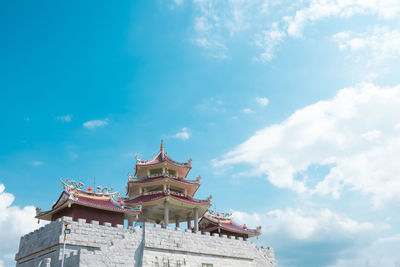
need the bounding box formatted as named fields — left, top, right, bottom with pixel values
left=61, top=216, right=73, bottom=222
left=78, top=218, right=87, bottom=224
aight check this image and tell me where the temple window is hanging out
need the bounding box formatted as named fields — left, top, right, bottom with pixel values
left=149, top=168, right=163, bottom=177
left=168, top=169, right=176, bottom=177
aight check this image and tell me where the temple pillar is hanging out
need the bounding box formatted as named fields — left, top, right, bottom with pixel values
left=139, top=187, right=143, bottom=194
left=163, top=184, right=167, bottom=192
left=128, top=217, right=133, bottom=227
left=163, top=201, right=169, bottom=228
left=187, top=214, right=191, bottom=230
left=184, top=188, right=187, bottom=196
left=175, top=215, right=179, bottom=228
left=194, top=207, right=199, bottom=232
left=142, top=209, right=148, bottom=222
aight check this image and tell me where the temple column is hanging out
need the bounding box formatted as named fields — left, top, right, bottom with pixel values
left=175, top=215, right=179, bottom=228
left=128, top=217, right=133, bottom=228
left=163, top=184, right=167, bottom=192
left=187, top=214, right=191, bottom=230
left=143, top=209, right=148, bottom=222
left=194, top=207, right=199, bottom=232
left=163, top=201, right=169, bottom=228
left=184, top=188, right=187, bottom=196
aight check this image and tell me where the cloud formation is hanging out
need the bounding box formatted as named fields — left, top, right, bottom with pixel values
left=256, top=97, right=269, bottom=107
left=334, top=27, right=400, bottom=63
left=0, top=184, right=46, bottom=266
left=179, top=0, right=400, bottom=61
left=55, top=114, right=72, bottom=122
left=218, top=83, right=400, bottom=208
left=83, top=119, right=109, bottom=129
left=232, top=208, right=376, bottom=267
left=173, top=127, right=190, bottom=140
left=31, top=161, right=43, bottom=166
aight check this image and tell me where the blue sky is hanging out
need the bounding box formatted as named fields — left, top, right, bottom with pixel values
left=1, top=0, right=400, bottom=266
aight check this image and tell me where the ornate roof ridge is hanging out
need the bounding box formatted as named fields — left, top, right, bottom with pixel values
left=135, top=142, right=192, bottom=168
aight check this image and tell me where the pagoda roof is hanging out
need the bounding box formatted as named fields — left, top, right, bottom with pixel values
left=199, top=212, right=261, bottom=238
left=121, top=191, right=211, bottom=206
left=127, top=175, right=201, bottom=197
left=36, top=180, right=141, bottom=221
left=135, top=142, right=192, bottom=176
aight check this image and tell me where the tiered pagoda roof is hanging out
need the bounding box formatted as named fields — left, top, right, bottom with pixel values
left=124, top=142, right=211, bottom=225
left=127, top=175, right=201, bottom=197
left=199, top=210, right=261, bottom=239
left=134, top=141, right=192, bottom=178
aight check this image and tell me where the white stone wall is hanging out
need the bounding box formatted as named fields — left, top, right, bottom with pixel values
left=15, top=217, right=277, bottom=267
left=142, top=224, right=276, bottom=267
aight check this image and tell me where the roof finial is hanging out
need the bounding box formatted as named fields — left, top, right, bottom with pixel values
left=160, top=140, right=164, bottom=152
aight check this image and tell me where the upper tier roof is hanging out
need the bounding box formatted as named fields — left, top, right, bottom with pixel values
left=135, top=141, right=192, bottom=178
left=126, top=175, right=201, bottom=197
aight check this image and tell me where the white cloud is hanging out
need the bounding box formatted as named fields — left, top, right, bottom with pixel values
left=284, top=0, right=400, bottom=38
left=334, top=27, right=400, bottom=63
left=174, top=0, right=184, bottom=6
left=83, top=119, right=109, bottom=129
left=233, top=208, right=374, bottom=240
left=31, top=161, right=43, bottom=166
left=242, top=108, right=254, bottom=114
left=55, top=114, right=72, bottom=122
left=232, top=208, right=376, bottom=266
left=254, top=22, right=286, bottom=62
left=378, top=233, right=400, bottom=243
left=181, top=0, right=400, bottom=61
left=256, top=97, right=269, bottom=106
left=362, top=129, right=381, bottom=141
left=173, top=127, right=190, bottom=140
left=190, top=0, right=272, bottom=59
left=0, top=184, right=47, bottom=266
left=217, top=83, right=400, bottom=207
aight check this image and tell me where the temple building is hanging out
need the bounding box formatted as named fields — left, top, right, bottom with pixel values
left=35, top=179, right=141, bottom=226
left=199, top=210, right=261, bottom=239
left=122, top=141, right=212, bottom=231
left=35, top=142, right=258, bottom=236
left=19, top=142, right=277, bottom=267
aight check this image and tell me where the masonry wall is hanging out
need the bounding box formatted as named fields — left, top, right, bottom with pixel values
left=15, top=217, right=277, bottom=267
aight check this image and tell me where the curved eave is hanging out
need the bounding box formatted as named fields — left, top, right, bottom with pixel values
left=122, top=192, right=210, bottom=207
left=129, top=176, right=199, bottom=185
left=200, top=216, right=261, bottom=237
left=36, top=198, right=140, bottom=221
left=127, top=176, right=200, bottom=197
